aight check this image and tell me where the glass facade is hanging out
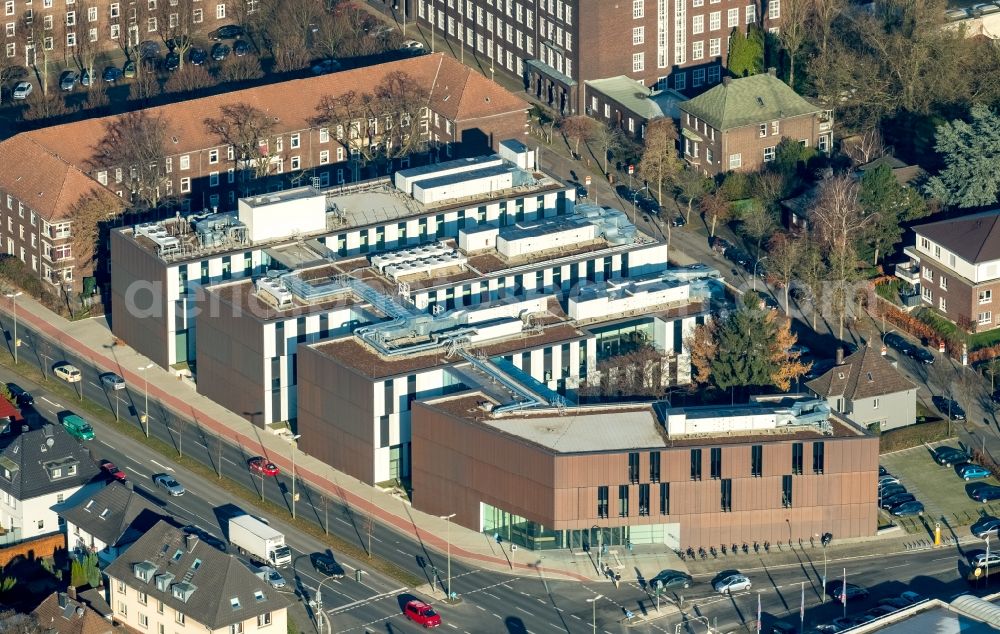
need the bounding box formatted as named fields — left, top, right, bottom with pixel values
left=591, top=319, right=655, bottom=360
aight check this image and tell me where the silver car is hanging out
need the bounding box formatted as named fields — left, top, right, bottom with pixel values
left=100, top=372, right=126, bottom=390
left=713, top=574, right=751, bottom=594
left=153, top=473, right=185, bottom=496
left=257, top=566, right=286, bottom=589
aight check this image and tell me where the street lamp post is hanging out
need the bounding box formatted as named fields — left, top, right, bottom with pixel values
left=138, top=363, right=153, bottom=437
left=313, top=575, right=339, bottom=634
left=440, top=513, right=456, bottom=599
left=587, top=595, right=603, bottom=634
left=815, top=533, right=828, bottom=601
left=881, top=329, right=897, bottom=356
left=752, top=256, right=769, bottom=293
left=5, top=291, right=22, bottom=364
left=290, top=434, right=302, bottom=518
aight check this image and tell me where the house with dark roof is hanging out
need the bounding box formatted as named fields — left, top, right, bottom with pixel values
left=0, top=53, right=528, bottom=301
left=31, top=588, right=119, bottom=634
left=60, top=481, right=170, bottom=566
left=805, top=346, right=917, bottom=432
left=104, top=520, right=289, bottom=634
left=899, top=210, right=1000, bottom=332
left=0, top=422, right=102, bottom=544
left=678, top=70, right=834, bottom=176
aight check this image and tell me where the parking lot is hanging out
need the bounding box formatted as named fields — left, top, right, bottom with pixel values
left=880, top=442, right=1000, bottom=532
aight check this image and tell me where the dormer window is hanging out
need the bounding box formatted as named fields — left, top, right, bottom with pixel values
left=133, top=561, right=157, bottom=583
left=171, top=582, right=196, bottom=603
left=254, top=590, right=265, bottom=603
left=230, top=597, right=241, bottom=610
left=172, top=549, right=183, bottom=561
left=67, top=465, right=77, bottom=475
left=190, top=558, right=201, bottom=570
left=155, top=572, right=174, bottom=592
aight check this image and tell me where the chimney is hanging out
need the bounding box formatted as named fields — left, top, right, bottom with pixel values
left=67, top=585, right=77, bottom=601
left=57, top=593, right=68, bottom=609
left=185, top=533, right=199, bottom=552
left=767, top=67, right=777, bottom=76
left=835, top=347, right=845, bottom=365
left=722, top=76, right=733, bottom=86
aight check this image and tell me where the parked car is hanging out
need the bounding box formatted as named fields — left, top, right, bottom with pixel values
left=54, top=364, right=82, bottom=383
left=59, top=413, right=94, bottom=441
left=310, top=552, right=344, bottom=577
left=933, top=395, right=965, bottom=420
left=867, top=605, right=897, bottom=618
left=973, top=551, right=1000, bottom=567
left=139, top=40, right=161, bottom=58
left=576, top=185, right=589, bottom=199
left=671, top=216, right=686, bottom=227
left=102, top=66, right=123, bottom=82
left=122, top=60, right=136, bottom=78
left=256, top=565, right=286, bottom=588
left=726, top=249, right=751, bottom=267
left=209, top=24, right=244, bottom=40
left=900, top=591, right=925, bottom=604
left=7, top=383, right=33, bottom=407
left=211, top=43, right=231, bottom=61
left=909, top=346, right=934, bottom=364
left=311, top=59, right=341, bottom=75
left=992, top=389, right=1000, bottom=405
left=100, top=373, right=126, bottom=390
left=59, top=70, right=78, bottom=91
left=100, top=461, right=127, bottom=482
left=881, top=493, right=916, bottom=510
left=713, top=574, right=751, bottom=594
left=153, top=473, right=185, bottom=496
left=165, top=53, right=180, bottom=71
left=891, top=501, right=925, bottom=516
left=826, top=582, right=869, bottom=604
left=883, top=333, right=914, bottom=356
left=878, top=596, right=913, bottom=609
left=946, top=6, right=972, bottom=19
left=233, top=39, right=250, bottom=56
left=248, top=457, right=280, bottom=476
left=400, top=39, right=425, bottom=52
left=973, top=485, right=1000, bottom=502
left=403, top=600, right=441, bottom=627
left=711, top=237, right=733, bottom=254
left=81, top=70, right=91, bottom=86
left=878, top=474, right=901, bottom=487
left=188, top=47, right=208, bottom=65
left=650, top=569, right=692, bottom=590
left=959, top=464, right=991, bottom=480
left=11, top=81, right=32, bottom=100
left=973, top=2, right=1000, bottom=16
left=972, top=516, right=1000, bottom=538
left=934, top=446, right=969, bottom=466
left=878, top=484, right=907, bottom=500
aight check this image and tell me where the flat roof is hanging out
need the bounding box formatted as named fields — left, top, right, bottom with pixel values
left=241, top=186, right=320, bottom=208
left=206, top=270, right=366, bottom=321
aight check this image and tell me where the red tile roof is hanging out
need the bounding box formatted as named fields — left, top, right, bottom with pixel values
left=0, top=54, right=527, bottom=222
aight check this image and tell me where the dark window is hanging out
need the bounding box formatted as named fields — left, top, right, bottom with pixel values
left=384, top=380, right=395, bottom=415
left=690, top=449, right=702, bottom=481
left=274, top=321, right=284, bottom=356
left=296, top=316, right=307, bottom=343
left=221, top=255, right=231, bottom=280
left=379, top=415, right=390, bottom=449
left=200, top=260, right=209, bottom=284
left=673, top=319, right=683, bottom=352
left=782, top=475, right=793, bottom=508
left=792, top=442, right=803, bottom=475
left=618, top=485, right=629, bottom=517
left=721, top=479, right=733, bottom=512
left=813, top=441, right=825, bottom=474
left=751, top=445, right=763, bottom=477
left=597, top=486, right=609, bottom=518
left=649, top=451, right=661, bottom=483
left=407, top=375, right=417, bottom=406
left=269, top=356, right=280, bottom=389
left=628, top=452, right=640, bottom=484
left=710, top=447, right=722, bottom=479
left=638, top=484, right=650, bottom=516
left=660, top=483, right=670, bottom=515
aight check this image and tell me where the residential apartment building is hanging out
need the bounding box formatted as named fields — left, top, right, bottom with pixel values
left=0, top=53, right=528, bottom=299
left=411, top=394, right=877, bottom=551
left=806, top=346, right=918, bottom=432
left=679, top=71, right=833, bottom=176
left=898, top=210, right=1000, bottom=332
left=380, top=0, right=782, bottom=115
left=104, top=520, right=289, bottom=634
left=0, top=420, right=102, bottom=543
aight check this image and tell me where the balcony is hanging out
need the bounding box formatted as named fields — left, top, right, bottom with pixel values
left=0, top=526, right=22, bottom=547
left=895, top=262, right=920, bottom=285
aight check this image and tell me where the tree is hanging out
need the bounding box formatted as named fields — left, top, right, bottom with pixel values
left=91, top=111, right=170, bottom=211
left=18, top=10, right=61, bottom=97
left=859, top=163, right=929, bottom=265
left=700, top=191, right=731, bottom=237
left=638, top=118, right=680, bottom=205
left=796, top=241, right=827, bottom=330
left=559, top=115, right=597, bottom=157
left=155, top=0, right=196, bottom=71
left=675, top=167, right=708, bottom=222
left=204, top=103, right=278, bottom=185
left=590, top=124, right=626, bottom=177
left=982, top=357, right=1000, bottom=391
left=257, top=0, right=325, bottom=72
left=581, top=344, right=673, bottom=400
left=767, top=232, right=806, bottom=311
left=739, top=200, right=777, bottom=259
left=844, top=128, right=887, bottom=167
left=129, top=65, right=162, bottom=103
left=777, top=0, right=810, bottom=87
left=219, top=55, right=265, bottom=83
left=74, top=0, right=102, bottom=96
left=0, top=610, right=40, bottom=634
left=164, top=65, right=213, bottom=94
left=22, top=90, right=69, bottom=122
left=808, top=0, right=846, bottom=58
left=727, top=26, right=765, bottom=77
left=686, top=292, right=809, bottom=393
left=69, top=189, right=125, bottom=275
left=926, top=105, right=1000, bottom=208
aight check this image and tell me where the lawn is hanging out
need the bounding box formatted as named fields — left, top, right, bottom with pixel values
left=880, top=443, right=1000, bottom=532
left=915, top=307, right=962, bottom=341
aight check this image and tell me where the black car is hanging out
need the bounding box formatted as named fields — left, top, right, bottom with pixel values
left=310, top=552, right=344, bottom=578
left=650, top=569, right=692, bottom=591
left=972, top=485, right=1000, bottom=502
left=878, top=484, right=906, bottom=500
left=879, top=465, right=889, bottom=477
left=726, top=249, right=751, bottom=267
left=826, top=581, right=869, bottom=604
left=233, top=39, right=250, bottom=56
left=880, top=492, right=916, bottom=510
left=102, top=66, right=123, bottom=82
left=637, top=196, right=660, bottom=213
left=892, top=501, right=925, bottom=516
left=164, top=52, right=180, bottom=71
left=909, top=346, right=935, bottom=364
left=188, top=47, right=208, bottom=65
left=972, top=516, right=1000, bottom=538
left=139, top=40, right=161, bottom=59
left=711, top=237, right=733, bottom=254
left=934, top=446, right=969, bottom=466
left=211, top=43, right=231, bottom=61
left=209, top=24, right=244, bottom=40
left=932, top=396, right=966, bottom=420
left=672, top=216, right=686, bottom=227
left=6, top=383, right=32, bottom=407
left=883, top=333, right=914, bottom=356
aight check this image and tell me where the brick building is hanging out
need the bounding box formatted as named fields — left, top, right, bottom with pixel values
left=370, top=0, right=781, bottom=115
left=898, top=210, right=1000, bottom=332
left=678, top=70, right=833, bottom=175
left=0, top=53, right=528, bottom=298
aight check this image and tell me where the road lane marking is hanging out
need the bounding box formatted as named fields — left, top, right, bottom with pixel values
left=492, top=613, right=501, bottom=619
left=516, top=606, right=533, bottom=616
left=150, top=459, right=174, bottom=472
left=476, top=605, right=486, bottom=612
left=328, top=587, right=407, bottom=614
left=885, top=563, right=910, bottom=569
left=41, top=397, right=61, bottom=408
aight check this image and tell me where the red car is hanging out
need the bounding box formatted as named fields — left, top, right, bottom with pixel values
left=403, top=600, right=441, bottom=627
left=248, top=457, right=280, bottom=477
left=100, top=461, right=127, bottom=482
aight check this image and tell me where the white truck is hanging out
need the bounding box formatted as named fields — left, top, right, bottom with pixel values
left=229, top=515, right=292, bottom=567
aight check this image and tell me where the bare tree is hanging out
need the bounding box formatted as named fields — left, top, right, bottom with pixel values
left=808, top=0, right=845, bottom=58
left=591, top=123, right=625, bottom=177
left=559, top=115, right=597, bottom=157
left=22, top=88, right=69, bottom=121
left=638, top=118, right=680, bottom=205
left=740, top=201, right=777, bottom=259
left=155, top=0, right=196, bottom=71
left=164, top=64, right=212, bottom=94
left=777, top=0, right=810, bottom=87
left=257, top=0, right=324, bottom=72
left=19, top=10, right=61, bottom=96
left=766, top=232, right=806, bottom=311
left=69, top=189, right=125, bottom=274
left=91, top=111, right=171, bottom=210
left=74, top=0, right=101, bottom=93
left=700, top=191, right=731, bottom=238
left=219, top=54, right=264, bottom=83
left=204, top=103, right=278, bottom=185
left=844, top=128, right=886, bottom=166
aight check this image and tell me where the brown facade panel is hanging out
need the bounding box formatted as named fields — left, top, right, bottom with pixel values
left=110, top=231, right=170, bottom=368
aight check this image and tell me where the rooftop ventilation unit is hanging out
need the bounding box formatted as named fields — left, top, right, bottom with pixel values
left=255, top=276, right=293, bottom=308
left=135, top=223, right=181, bottom=256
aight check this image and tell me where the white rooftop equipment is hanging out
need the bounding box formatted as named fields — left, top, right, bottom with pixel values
left=238, top=186, right=326, bottom=243
left=499, top=139, right=536, bottom=170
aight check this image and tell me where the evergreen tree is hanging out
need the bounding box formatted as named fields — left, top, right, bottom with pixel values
left=727, top=26, right=765, bottom=77
left=859, top=163, right=929, bottom=265
left=926, top=104, right=1000, bottom=208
